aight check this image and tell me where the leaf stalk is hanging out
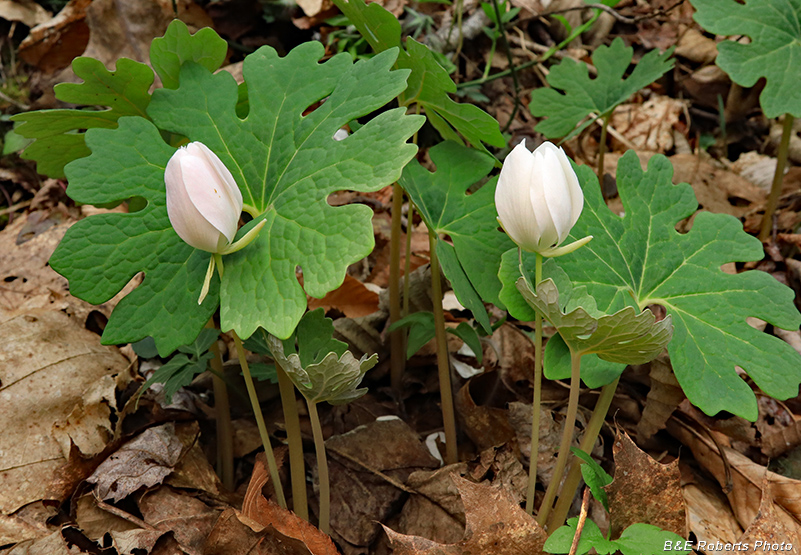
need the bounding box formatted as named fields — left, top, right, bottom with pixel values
left=759, top=114, right=794, bottom=241
left=429, top=229, right=459, bottom=464
left=526, top=251, right=543, bottom=515
left=233, top=331, right=287, bottom=508
left=538, top=346, right=581, bottom=528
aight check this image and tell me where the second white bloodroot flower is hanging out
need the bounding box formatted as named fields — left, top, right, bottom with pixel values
left=495, top=140, right=591, bottom=257
left=165, top=141, right=265, bottom=304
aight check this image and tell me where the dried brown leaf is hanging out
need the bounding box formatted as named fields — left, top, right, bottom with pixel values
left=684, top=478, right=744, bottom=549
left=243, top=454, right=338, bottom=555
left=308, top=275, right=379, bottom=319
left=322, top=418, right=439, bottom=547
left=454, top=373, right=516, bottom=451
left=384, top=475, right=547, bottom=554
left=0, top=309, right=129, bottom=517
left=637, top=355, right=686, bottom=441
left=87, top=423, right=184, bottom=502
left=139, top=486, right=219, bottom=553
left=204, top=508, right=314, bottom=555
left=737, top=474, right=800, bottom=554
left=605, top=429, right=687, bottom=538
left=668, top=418, right=801, bottom=540
left=0, top=529, right=84, bottom=555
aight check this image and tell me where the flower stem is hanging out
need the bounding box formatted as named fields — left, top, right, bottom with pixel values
left=232, top=331, right=287, bottom=508
left=526, top=252, right=543, bottom=515
left=389, top=182, right=406, bottom=392
left=759, top=114, right=794, bottom=241
left=275, top=360, right=308, bottom=520
left=429, top=229, right=458, bottom=464
left=547, top=377, right=619, bottom=531
left=307, top=400, right=331, bottom=535
left=537, top=347, right=581, bottom=528
left=207, top=321, right=234, bottom=491
left=597, top=112, right=611, bottom=187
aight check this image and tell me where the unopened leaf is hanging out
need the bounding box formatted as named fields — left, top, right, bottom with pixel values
left=269, top=335, right=377, bottom=404
left=530, top=37, right=674, bottom=138
left=516, top=277, right=673, bottom=364
left=690, top=0, right=801, bottom=118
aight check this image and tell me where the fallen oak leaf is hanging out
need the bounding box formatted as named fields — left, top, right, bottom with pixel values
left=604, top=429, right=686, bottom=539
left=243, top=453, right=339, bottom=555
left=383, top=474, right=546, bottom=554
left=86, top=423, right=185, bottom=502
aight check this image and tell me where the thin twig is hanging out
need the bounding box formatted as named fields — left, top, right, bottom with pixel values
left=489, top=0, right=521, bottom=132
left=93, top=492, right=159, bottom=531
left=0, top=199, right=31, bottom=217
left=568, top=488, right=592, bottom=555
left=540, top=0, right=686, bottom=25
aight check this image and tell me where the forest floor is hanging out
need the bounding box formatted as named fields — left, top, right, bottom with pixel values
left=2, top=0, right=801, bottom=554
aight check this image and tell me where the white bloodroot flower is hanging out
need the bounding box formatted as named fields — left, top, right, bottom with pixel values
left=495, top=140, right=591, bottom=257
left=165, top=141, right=264, bottom=304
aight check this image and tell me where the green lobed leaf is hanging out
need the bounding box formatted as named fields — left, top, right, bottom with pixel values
left=148, top=46, right=423, bottom=339
left=400, top=141, right=514, bottom=332
left=269, top=334, right=378, bottom=404
left=178, top=328, right=220, bottom=358
left=530, top=37, right=674, bottom=138
left=332, top=0, right=504, bottom=150
left=450, top=321, right=483, bottom=364
left=690, top=0, right=801, bottom=118
left=12, top=20, right=231, bottom=178
left=544, top=518, right=616, bottom=555
left=150, top=20, right=227, bottom=89
left=11, top=57, right=153, bottom=178
left=516, top=277, right=673, bottom=364
left=49, top=117, right=217, bottom=356
left=545, top=519, right=689, bottom=555
left=544, top=333, right=625, bottom=388
left=531, top=151, right=801, bottom=420
left=51, top=44, right=422, bottom=352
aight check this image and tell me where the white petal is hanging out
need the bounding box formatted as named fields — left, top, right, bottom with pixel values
left=553, top=144, right=584, bottom=229
left=537, top=143, right=574, bottom=245
left=189, top=142, right=243, bottom=213
left=165, top=148, right=226, bottom=252
left=178, top=155, right=239, bottom=244
left=496, top=141, right=543, bottom=251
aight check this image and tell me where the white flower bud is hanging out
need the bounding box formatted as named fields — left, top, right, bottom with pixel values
left=165, top=142, right=243, bottom=253
left=495, top=141, right=588, bottom=256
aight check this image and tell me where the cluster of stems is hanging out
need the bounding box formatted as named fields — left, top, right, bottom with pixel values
left=521, top=249, right=619, bottom=534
